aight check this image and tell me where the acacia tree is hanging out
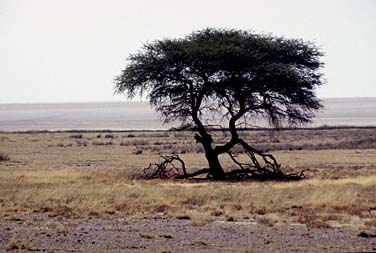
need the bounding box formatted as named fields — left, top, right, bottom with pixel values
left=115, top=28, right=324, bottom=180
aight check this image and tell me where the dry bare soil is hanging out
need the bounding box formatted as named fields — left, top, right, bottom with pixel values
left=0, top=128, right=376, bottom=252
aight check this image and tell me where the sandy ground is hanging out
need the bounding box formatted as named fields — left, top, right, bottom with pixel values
left=1, top=213, right=375, bottom=253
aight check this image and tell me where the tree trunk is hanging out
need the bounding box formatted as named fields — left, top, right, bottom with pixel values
left=195, top=132, right=226, bottom=179
left=205, top=151, right=226, bottom=179
left=191, top=110, right=226, bottom=179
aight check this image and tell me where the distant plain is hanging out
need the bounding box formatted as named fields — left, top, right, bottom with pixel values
left=1, top=97, right=376, bottom=131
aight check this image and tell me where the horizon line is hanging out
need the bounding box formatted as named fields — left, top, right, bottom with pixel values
left=1, top=96, right=376, bottom=105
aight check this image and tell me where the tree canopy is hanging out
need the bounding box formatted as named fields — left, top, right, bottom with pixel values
left=115, top=28, right=324, bottom=180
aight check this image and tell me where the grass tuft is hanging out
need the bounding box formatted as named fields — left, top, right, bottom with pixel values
left=139, top=233, right=155, bottom=239
left=5, top=239, right=19, bottom=251
left=159, top=234, right=173, bottom=239
left=257, top=217, right=275, bottom=227
left=175, top=214, right=191, bottom=220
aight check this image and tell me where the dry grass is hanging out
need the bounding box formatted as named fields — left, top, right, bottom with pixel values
left=0, top=129, right=375, bottom=228
left=190, top=216, right=214, bottom=226
left=0, top=165, right=374, bottom=227
left=256, top=217, right=275, bottom=227
left=5, top=239, right=18, bottom=251
left=5, top=238, right=33, bottom=251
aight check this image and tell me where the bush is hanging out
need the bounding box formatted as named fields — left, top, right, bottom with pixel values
left=69, top=134, right=82, bottom=139
left=92, top=141, right=113, bottom=146
left=194, top=145, right=204, bottom=153
left=133, top=148, right=143, bottom=155
left=257, top=217, right=275, bottom=227
left=76, top=141, right=88, bottom=147
left=0, top=152, right=10, bottom=161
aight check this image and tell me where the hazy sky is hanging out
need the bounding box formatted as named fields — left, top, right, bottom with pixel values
left=1, top=0, right=375, bottom=103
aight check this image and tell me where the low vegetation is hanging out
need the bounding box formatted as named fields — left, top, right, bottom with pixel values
left=0, top=128, right=375, bottom=228
left=0, top=151, right=9, bottom=162
left=5, top=237, right=33, bottom=251
left=0, top=166, right=374, bottom=228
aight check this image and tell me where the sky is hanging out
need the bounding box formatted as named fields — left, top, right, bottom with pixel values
left=1, top=0, right=375, bottom=103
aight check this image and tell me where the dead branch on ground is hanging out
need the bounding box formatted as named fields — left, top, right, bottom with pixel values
left=140, top=140, right=304, bottom=180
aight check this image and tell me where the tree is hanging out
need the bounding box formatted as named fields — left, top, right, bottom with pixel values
left=115, top=28, right=324, bottom=180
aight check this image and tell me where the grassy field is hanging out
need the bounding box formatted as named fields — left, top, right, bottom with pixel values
left=0, top=128, right=376, bottom=229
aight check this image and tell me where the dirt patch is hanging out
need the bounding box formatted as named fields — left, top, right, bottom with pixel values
left=0, top=213, right=375, bottom=252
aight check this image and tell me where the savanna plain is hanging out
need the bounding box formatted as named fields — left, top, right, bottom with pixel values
left=0, top=128, right=375, bottom=252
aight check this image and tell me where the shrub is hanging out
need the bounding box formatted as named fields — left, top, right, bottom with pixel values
left=358, top=231, right=376, bottom=238
left=175, top=214, right=191, bottom=220
left=69, top=134, right=82, bottom=139
left=251, top=206, right=267, bottom=215
left=92, top=141, right=113, bottom=146
left=133, top=148, right=143, bottom=155
left=231, top=204, right=243, bottom=211
left=178, top=146, right=189, bottom=154
left=0, top=152, right=10, bottom=162
left=159, top=234, right=173, bottom=239
left=119, top=141, right=129, bottom=146
left=257, top=217, right=275, bottom=227
left=225, top=215, right=236, bottom=222
left=139, top=233, right=155, bottom=239
left=76, top=141, right=88, bottom=147
left=153, top=204, right=170, bottom=213
left=194, top=145, right=204, bottom=153
left=210, top=210, right=223, bottom=217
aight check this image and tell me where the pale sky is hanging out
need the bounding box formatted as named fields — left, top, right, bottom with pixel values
left=1, top=0, right=375, bottom=103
